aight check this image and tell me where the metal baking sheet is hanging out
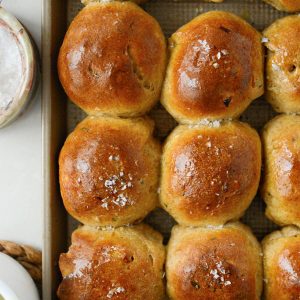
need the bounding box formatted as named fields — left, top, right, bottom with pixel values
left=43, top=0, right=289, bottom=298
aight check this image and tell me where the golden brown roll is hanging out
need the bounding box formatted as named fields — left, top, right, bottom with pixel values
left=262, top=114, right=300, bottom=227
left=264, top=15, right=300, bottom=113
left=161, top=11, right=264, bottom=124
left=263, top=0, right=300, bottom=12
left=59, top=116, right=161, bottom=227
left=160, top=121, right=261, bottom=226
left=81, top=0, right=148, bottom=5
left=81, top=0, right=223, bottom=5
left=58, top=2, right=166, bottom=117
left=58, top=224, right=165, bottom=299
left=166, top=223, right=263, bottom=300
left=262, top=226, right=300, bottom=300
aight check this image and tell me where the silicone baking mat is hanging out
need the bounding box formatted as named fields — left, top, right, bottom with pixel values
left=66, top=0, right=288, bottom=241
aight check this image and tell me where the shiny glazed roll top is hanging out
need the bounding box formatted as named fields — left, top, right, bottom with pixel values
left=59, top=116, right=161, bottom=227
left=166, top=223, right=263, bottom=300
left=81, top=0, right=148, bottom=5
left=58, top=1, right=167, bottom=117
left=263, top=0, right=300, bottom=12
left=162, top=11, right=264, bottom=123
left=160, top=120, right=261, bottom=226
left=58, top=224, right=166, bottom=299
left=263, top=226, right=300, bottom=300
left=262, top=114, right=300, bottom=227
left=264, top=15, right=300, bottom=113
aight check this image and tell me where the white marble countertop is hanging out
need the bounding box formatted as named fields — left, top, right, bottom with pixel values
left=0, top=0, right=42, bottom=250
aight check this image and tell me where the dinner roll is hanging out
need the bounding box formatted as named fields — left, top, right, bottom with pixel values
left=59, top=116, right=161, bottom=227
left=57, top=224, right=165, bottom=299
left=160, top=121, right=261, bottom=226
left=264, top=15, right=300, bottom=113
left=81, top=0, right=223, bottom=5
left=263, top=0, right=300, bottom=12
left=81, top=0, right=147, bottom=5
left=166, top=223, right=263, bottom=300
left=262, top=114, right=300, bottom=227
left=58, top=1, right=166, bottom=117
left=262, top=226, right=300, bottom=300
left=161, top=11, right=264, bottom=124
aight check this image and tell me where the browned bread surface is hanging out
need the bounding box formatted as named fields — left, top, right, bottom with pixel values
left=161, top=11, right=264, bottom=123
left=82, top=0, right=148, bottom=5
left=59, top=116, right=161, bottom=227
left=264, top=0, right=300, bottom=11
left=262, top=114, right=300, bottom=227
left=166, top=223, right=263, bottom=300
left=160, top=121, right=261, bottom=226
left=58, top=1, right=166, bottom=117
left=262, top=226, right=300, bottom=300
left=264, top=15, right=300, bottom=113
left=58, top=224, right=165, bottom=299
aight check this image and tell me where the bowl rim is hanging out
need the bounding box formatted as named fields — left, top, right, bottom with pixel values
left=0, top=6, right=38, bottom=128
left=0, top=252, right=39, bottom=300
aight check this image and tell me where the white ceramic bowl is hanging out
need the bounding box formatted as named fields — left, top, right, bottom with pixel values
left=0, top=252, right=39, bottom=300
left=0, top=6, right=38, bottom=128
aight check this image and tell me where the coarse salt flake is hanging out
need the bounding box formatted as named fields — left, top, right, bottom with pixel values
left=221, top=49, right=229, bottom=55
left=272, top=63, right=281, bottom=71
left=67, top=259, right=92, bottom=279
left=213, top=62, right=219, bottom=69
left=107, top=286, right=125, bottom=298
left=109, top=155, right=120, bottom=161
left=76, top=160, right=90, bottom=173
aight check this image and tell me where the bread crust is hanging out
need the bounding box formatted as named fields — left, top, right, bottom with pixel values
left=59, top=116, right=161, bottom=227
left=82, top=0, right=148, bottom=5
left=161, top=11, right=264, bottom=123
left=58, top=224, right=166, bottom=299
left=264, top=15, right=300, bottom=113
left=58, top=1, right=167, bottom=117
left=166, top=222, right=263, bottom=300
left=262, top=114, right=300, bottom=227
left=262, top=226, right=300, bottom=300
left=160, top=121, right=261, bottom=226
left=264, top=0, right=300, bottom=12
